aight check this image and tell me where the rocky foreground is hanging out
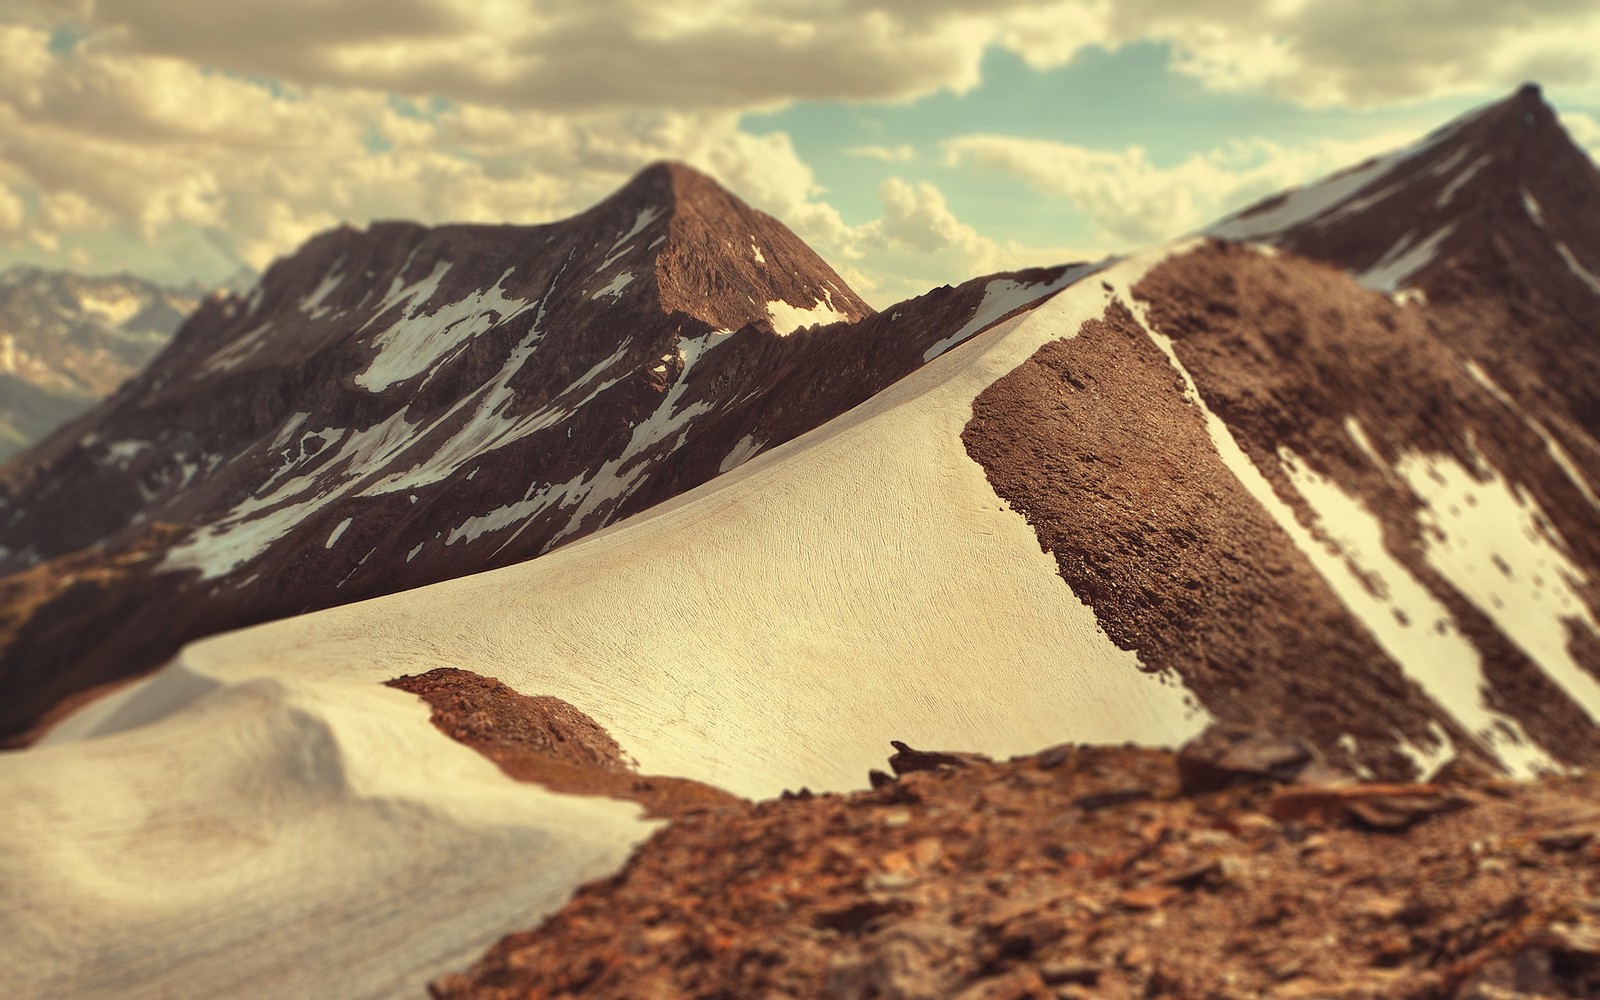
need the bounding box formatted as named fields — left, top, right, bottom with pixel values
left=394, top=669, right=1600, bottom=1000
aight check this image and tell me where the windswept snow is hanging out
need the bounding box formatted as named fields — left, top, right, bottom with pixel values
left=751, top=242, right=766, bottom=264
left=356, top=267, right=532, bottom=392
left=9, top=252, right=1218, bottom=1000
left=172, top=247, right=1212, bottom=801
left=0, top=673, right=652, bottom=1000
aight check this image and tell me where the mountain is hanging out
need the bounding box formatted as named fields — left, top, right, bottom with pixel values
left=1210, top=83, right=1600, bottom=439
left=0, top=161, right=1087, bottom=743
left=3, top=86, right=1600, bottom=999
left=0, top=267, right=199, bottom=460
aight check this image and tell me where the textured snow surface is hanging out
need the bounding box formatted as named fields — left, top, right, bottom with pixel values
left=922, top=263, right=1101, bottom=363
left=2, top=673, right=651, bottom=1000
left=7, top=247, right=1214, bottom=1000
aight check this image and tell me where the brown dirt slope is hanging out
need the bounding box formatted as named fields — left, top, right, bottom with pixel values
left=387, top=667, right=741, bottom=819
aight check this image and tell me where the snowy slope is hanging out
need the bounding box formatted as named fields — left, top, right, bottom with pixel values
left=0, top=247, right=1202, bottom=999
left=52, top=247, right=1210, bottom=795
left=0, top=670, right=650, bottom=999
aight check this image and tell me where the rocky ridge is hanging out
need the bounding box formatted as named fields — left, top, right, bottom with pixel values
left=417, top=670, right=1600, bottom=1000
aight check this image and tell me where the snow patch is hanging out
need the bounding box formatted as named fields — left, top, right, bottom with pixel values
left=751, top=242, right=766, bottom=264
left=719, top=434, right=763, bottom=473
left=324, top=517, right=352, bottom=549
left=1357, top=225, right=1456, bottom=292
left=613, top=206, right=664, bottom=253
left=766, top=289, right=849, bottom=335
left=356, top=267, right=533, bottom=392
left=922, top=263, right=1100, bottom=363
left=1280, top=440, right=1554, bottom=774
left=298, top=259, right=345, bottom=320
left=1397, top=442, right=1600, bottom=727
left=1435, top=154, right=1490, bottom=207
left=591, top=272, right=634, bottom=300
left=1521, top=189, right=1545, bottom=226
left=1556, top=243, right=1600, bottom=296
left=1466, top=361, right=1600, bottom=512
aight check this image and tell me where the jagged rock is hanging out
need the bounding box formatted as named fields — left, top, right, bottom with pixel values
left=1175, top=725, right=1323, bottom=793
left=888, top=740, right=992, bottom=776
left=1268, top=783, right=1471, bottom=831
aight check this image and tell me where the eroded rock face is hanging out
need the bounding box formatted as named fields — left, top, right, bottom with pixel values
left=388, top=668, right=634, bottom=773
left=0, top=161, right=1078, bottom=744
left=963, top=87, right=1600, bottom=778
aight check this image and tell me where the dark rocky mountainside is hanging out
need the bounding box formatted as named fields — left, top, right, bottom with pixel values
left=0, top=162, right=1081, bottom=744
left=0, top=267, right=199, bottom=460
left=961, top=86, right=1600, bottom=775
left=1212, top=83, right=1600, bottom=446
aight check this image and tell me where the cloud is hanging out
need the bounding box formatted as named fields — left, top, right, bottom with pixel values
left=828, top=177, right=1094, bottom=305
left=4, top=1, right=1597, bottom=300
left=49, top=1, right=1599, bottom=115
left=1562, top=110, right=1600, bottom=161
left=942, top=130, right=1419, bottom=245
left=844, top=144, right=918, bottom=163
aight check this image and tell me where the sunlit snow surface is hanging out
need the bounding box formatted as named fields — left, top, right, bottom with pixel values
left=765, top=288, right=849, bottom=334
left=6, top=246, right=1213, bottom=1000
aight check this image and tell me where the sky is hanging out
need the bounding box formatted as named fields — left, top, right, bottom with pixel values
left=1, top=2, right=1598, bottom=308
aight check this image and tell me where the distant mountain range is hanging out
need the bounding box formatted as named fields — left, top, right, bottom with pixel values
left=0, top=267, right=209, bottom=461
left=1, top=84, right=1599, bottom=1000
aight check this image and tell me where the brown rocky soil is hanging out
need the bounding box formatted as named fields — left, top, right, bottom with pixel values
left=426, top=693, right=1600, bottom=1000
left=388, top=667, right=741, bottom=819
